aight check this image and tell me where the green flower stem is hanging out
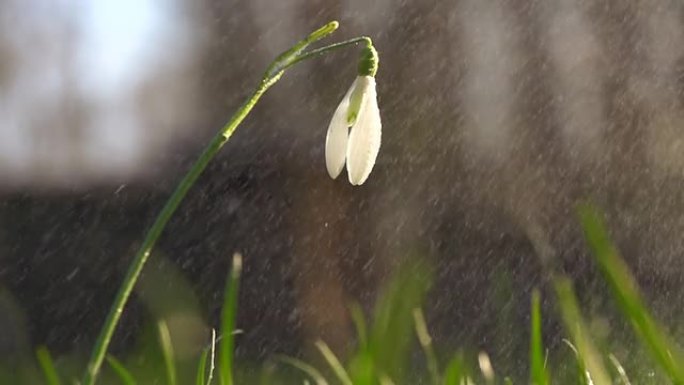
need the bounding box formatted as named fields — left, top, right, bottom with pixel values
left=81, top=81, right=268, bottom=385
left=81, top=20, right=357, bottom=385
left=285, top=36, right=372, bottom=70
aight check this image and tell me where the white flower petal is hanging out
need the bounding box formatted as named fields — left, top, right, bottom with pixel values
left=346, top=76, right=381, bottom=185
left=325, top=78, right=357, bottom=179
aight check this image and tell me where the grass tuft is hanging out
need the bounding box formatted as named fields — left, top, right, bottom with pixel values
left=578, top=204, right=684, bottom=384
left=20, top=205, right=684, bottom=385
left=363, top=257, right=432, bottom=383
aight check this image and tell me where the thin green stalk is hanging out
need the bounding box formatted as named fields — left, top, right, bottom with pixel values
left=285, top=37, right=372, bottom=69
left=206, top=328, right=217, bottom=385
left=80, top=20, right=378, bottom=385
left=315, top=340, right=353, bottom=385
left=36, top=346, right=61, bottom=385
left=554, top=278, right=611, bottom=385
left=529, top=289, right=549, bottom=385
left=195, top=329, right=216, bottom=385
left=412, top=308, right=440, bottom=385
left=195, top=349, right=209, bottom=385
left=218, top=254, right=242, bottom=385
left=158, top=320, right=176, bottom=385
left=81, top=80, right=269, bottom=385
left=608, top=354, right=632, bottom=385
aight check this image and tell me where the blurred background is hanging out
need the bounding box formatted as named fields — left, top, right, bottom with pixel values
left=2, top=0, right=684, bottom=381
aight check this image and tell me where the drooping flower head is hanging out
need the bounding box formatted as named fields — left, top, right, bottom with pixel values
left=325, top=43, right=381, bottom=186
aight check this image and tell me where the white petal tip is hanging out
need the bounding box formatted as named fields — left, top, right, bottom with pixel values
left=326, top=164, right=344, bottom=180
left=348, top=175, right=369, bottom=186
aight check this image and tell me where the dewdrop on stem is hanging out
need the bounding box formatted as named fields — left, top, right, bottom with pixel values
left=325, top=42, right=381, bottom=186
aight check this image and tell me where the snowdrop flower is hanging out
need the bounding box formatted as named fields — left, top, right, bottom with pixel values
left=325, top=44, right=381, bottom=185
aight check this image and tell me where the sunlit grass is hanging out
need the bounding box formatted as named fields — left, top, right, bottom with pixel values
left=17, top=205, right=684, bottom=384
left=578, top=204, right=684, bottom=384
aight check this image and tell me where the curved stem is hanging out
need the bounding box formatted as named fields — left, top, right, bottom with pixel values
left=82, top=81, right=269, bottom=385
left=283, top=36, right=372, bottom=70
left=81, top=20, right=344, bottom=385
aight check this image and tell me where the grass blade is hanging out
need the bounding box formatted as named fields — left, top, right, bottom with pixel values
left=106, top=355, right=136, bottom=385
left=314, top=340, right=352, bottom=385
left=219, top=253, right=242, bottom=385
left=195, top=328, right=217, bottom=385
left=157, top=320, right=176, bottom=385
left=347, top=350, right=376, bottom=385
left=413, top=308, right=440, bottom=385
left=276, top=355, right=329, bottom=385
left=578, top=204, right=684, bottom=383
left=477, top=352, right=495, bottom=385
left=368, top=257, right=432, bottom=382
left=195, top=348, right=209, bottom=385
left=529, top=289, right=549, bottom=385
left=443, top=353, right=464, bottom=385
left=608, top=354, right=632, bottom=385
left=554, top=278, right=611, bottom=385
left=207, top=328, right=217, bottom=385
left=36, top=346, right=61, bottom=385
left=562, top=339, right=591, bottom=385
